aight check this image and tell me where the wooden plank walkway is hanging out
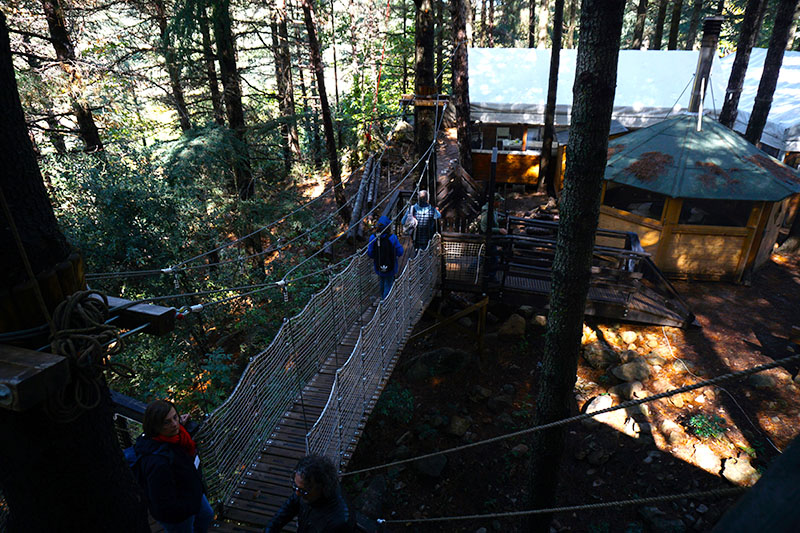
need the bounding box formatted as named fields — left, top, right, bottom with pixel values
left=212, top=292, right=412, bottom=530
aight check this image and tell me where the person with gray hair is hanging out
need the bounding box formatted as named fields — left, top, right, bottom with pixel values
left=401, top=189, right=441, bottom=250
left=265, top=455, right=352, bottom=532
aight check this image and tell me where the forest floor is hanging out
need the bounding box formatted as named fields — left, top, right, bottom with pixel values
left=342, top=250, right=800, bottom=533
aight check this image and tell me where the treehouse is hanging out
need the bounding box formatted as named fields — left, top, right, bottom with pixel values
left=468, top=48, right=728, bottom=186
left=599, top=114, right=800, bottom=282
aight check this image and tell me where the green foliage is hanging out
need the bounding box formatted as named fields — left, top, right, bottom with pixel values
left=686, top=413, right=728, bottom=440
left=376, top=384, right=414, bottom=423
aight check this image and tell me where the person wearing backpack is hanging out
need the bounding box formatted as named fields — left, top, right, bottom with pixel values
left=401, top=190, right=441, bottom=250
left=367, top=215, right=404, bottom=300
left=133, top=399, right=212, bottom=533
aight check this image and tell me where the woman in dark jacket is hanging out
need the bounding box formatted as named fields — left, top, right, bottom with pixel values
left=134, top=399, right=213, bottom=533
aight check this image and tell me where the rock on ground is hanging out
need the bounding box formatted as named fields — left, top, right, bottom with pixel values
left=612, top=360, right=651, bottom=382
left=498, top=313, right=526, bottom=338
left=721, top=457, right=760, bottom=486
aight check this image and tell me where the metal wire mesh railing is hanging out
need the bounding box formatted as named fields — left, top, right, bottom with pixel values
left=195, top=235, right=440, bottom=504
left=305, top=235, right=441, bottom=467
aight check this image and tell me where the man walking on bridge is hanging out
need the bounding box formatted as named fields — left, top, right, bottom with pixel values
left=368, top=215, right=404, bottom=300
left=401, top=189, right=441, bottom=250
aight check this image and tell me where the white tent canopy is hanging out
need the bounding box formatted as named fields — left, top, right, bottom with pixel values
left=469, top=48, right=728, bottom=130
left=718, top=48, right=800, bottom=153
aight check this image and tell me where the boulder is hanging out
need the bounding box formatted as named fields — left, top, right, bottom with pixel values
left=583, top=394, right=627, bottom=429
left=619, top=349, right=640, bottom=363
left=722, top=457, right=760, bottom=486
left=517, top=305, right=535, bottom=319
left=609, top=381, right=646, bottom=400
left=693, top=444, right=721, bottom=473
left=354, top=475, right=386, bottom=519
left=487, top=394, right=513, bottom=413
left=413, top=455, right=448, bottom=478
left=646, top=355, right=668, bottom=366
left=511, top=444, right=529, bottom=457
left=498, top=314, right=526, bottom=338
left=447, top=415, right=471, bottom=437
left=583, top=343, right=621, bottom=370
left=620, top=330, right=639, bottom=345
left=748, top=372, right=783, bottom=390
left=469, top=385, right=493, bottom=402
left=612, top=360, right=651, bottom=382
left=532, top=315, right=548, bottom=327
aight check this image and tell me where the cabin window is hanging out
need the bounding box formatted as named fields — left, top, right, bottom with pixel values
left=603, top=182, right=666, bottom=221
left=678, top=199, right=755, bottom=227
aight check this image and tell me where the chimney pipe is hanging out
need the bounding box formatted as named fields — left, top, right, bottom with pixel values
left=688, top=16, right=724, bottom=113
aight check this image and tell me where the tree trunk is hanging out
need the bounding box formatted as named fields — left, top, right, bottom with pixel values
left=0, top=13, right=149, bottom=531
left=566, top=0, right=577, bottom=47
left=716, top=0, right=725, bottom=14
left=212, top=0, right=254, bottom=200
left=41, top=0, right=103, bottom=152
left=745, top=0, right=800, bottom=145
left=198, top=2, right=225, bottom=126
left=631, top=0, right=649, bottom=49
left=488, top=0, right=495, bottom=47
left=436, top=0, right=444, bottom=92
left=272, top=0, right=301, bottom=173
left=153, top=0, right=192, bottom=132
left=414, top=0, right=437, bottom=195
left=529, top=0, right=537, bottom=47
left=667, top=0, right=684, bottom=50
left=537, top=0, right=550, bottom=48
left=480, top=0, right=486, bottom=46
left=525, top=1, right=626, bottom=532
left=302, top=0, right=351, bottom=223
left=538, top=0, right=563, bottom=198
left=778, top=211, right=800, bottom=253
left=451, top=0, right=473, bottom=177
left=788, top=5, right=800, bottom=50
left=403, top=0, right=409, bottom=92
left=684, top=0, right=703, bottom=49
left=653, top=0, right=669, bottom=49
left=21, top=36, right=67, bottom=154
left=719, top=0, right=768, bottom=129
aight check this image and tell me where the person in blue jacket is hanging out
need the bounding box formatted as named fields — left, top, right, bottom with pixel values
left=367, top=215, right=404, bottom=300
left=134, top=400, right=213, bottom=533
left=401, top=189, right=441, bottom=250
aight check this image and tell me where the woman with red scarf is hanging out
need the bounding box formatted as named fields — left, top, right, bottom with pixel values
left=134, top=400, right=213, bottom=532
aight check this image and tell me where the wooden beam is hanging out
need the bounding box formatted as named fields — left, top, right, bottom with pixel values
left=100, top=295, right=176, bottom=336
left=0, top=344, right=69, bottom=411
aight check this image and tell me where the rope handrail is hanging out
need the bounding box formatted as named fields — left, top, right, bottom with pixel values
left=343, top=351, right=800, bottom=477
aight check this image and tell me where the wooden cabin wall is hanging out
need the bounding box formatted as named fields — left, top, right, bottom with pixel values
left=750, top=199, right=790, bottom=272
left=472, top=150, right=541, bottom=184
left=598, top=206, right=663, bottom=255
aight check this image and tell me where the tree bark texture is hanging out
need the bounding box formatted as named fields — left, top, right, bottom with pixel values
left=153, top=0, right=192, bottom=132
left=21, top=36, right=67, bottom=154
left=538, top=0, right=563, bottom=197
left=272, top=0, right=301, bottom=172
left=0, top=14, right=149, bottom=531
left=451, top=0, right=473, bottom=177
left=488, top=0, right=495, bottom=47
left=537, top=0, right=550, bottom=48
left=631, top=0, right=649, bottom=49
left=414, top=0, right=437, bottom=195
left=787, top=5, right=800, bottom=50
left=198, top=2, right=225, bottom=126
left=41, top=0, right=103, bottom=152
left=526, top=1, right=625, bottom=531
left=745, top=0, right=800, bottom=146
left=684, top=0, right=703, bottom=49
left=565, top=0, right=577, bottom=47
left=302, top=0, right=351, bottom=222
left=480, top=0, right=486, bottom=46
left=653, top=0, right=669, bottom=49
left=211, top=0, right=254, bottom=200
left=436, top=0, right=444, bottom=91
left=529, top=0, right=537, bottom=47
left=667, top=0, right=684, bottom=50
left=719, top=0, right=768, bottom=129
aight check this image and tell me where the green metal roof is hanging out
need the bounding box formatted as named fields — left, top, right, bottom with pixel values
left=605, top=114, right=800, bottom=201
